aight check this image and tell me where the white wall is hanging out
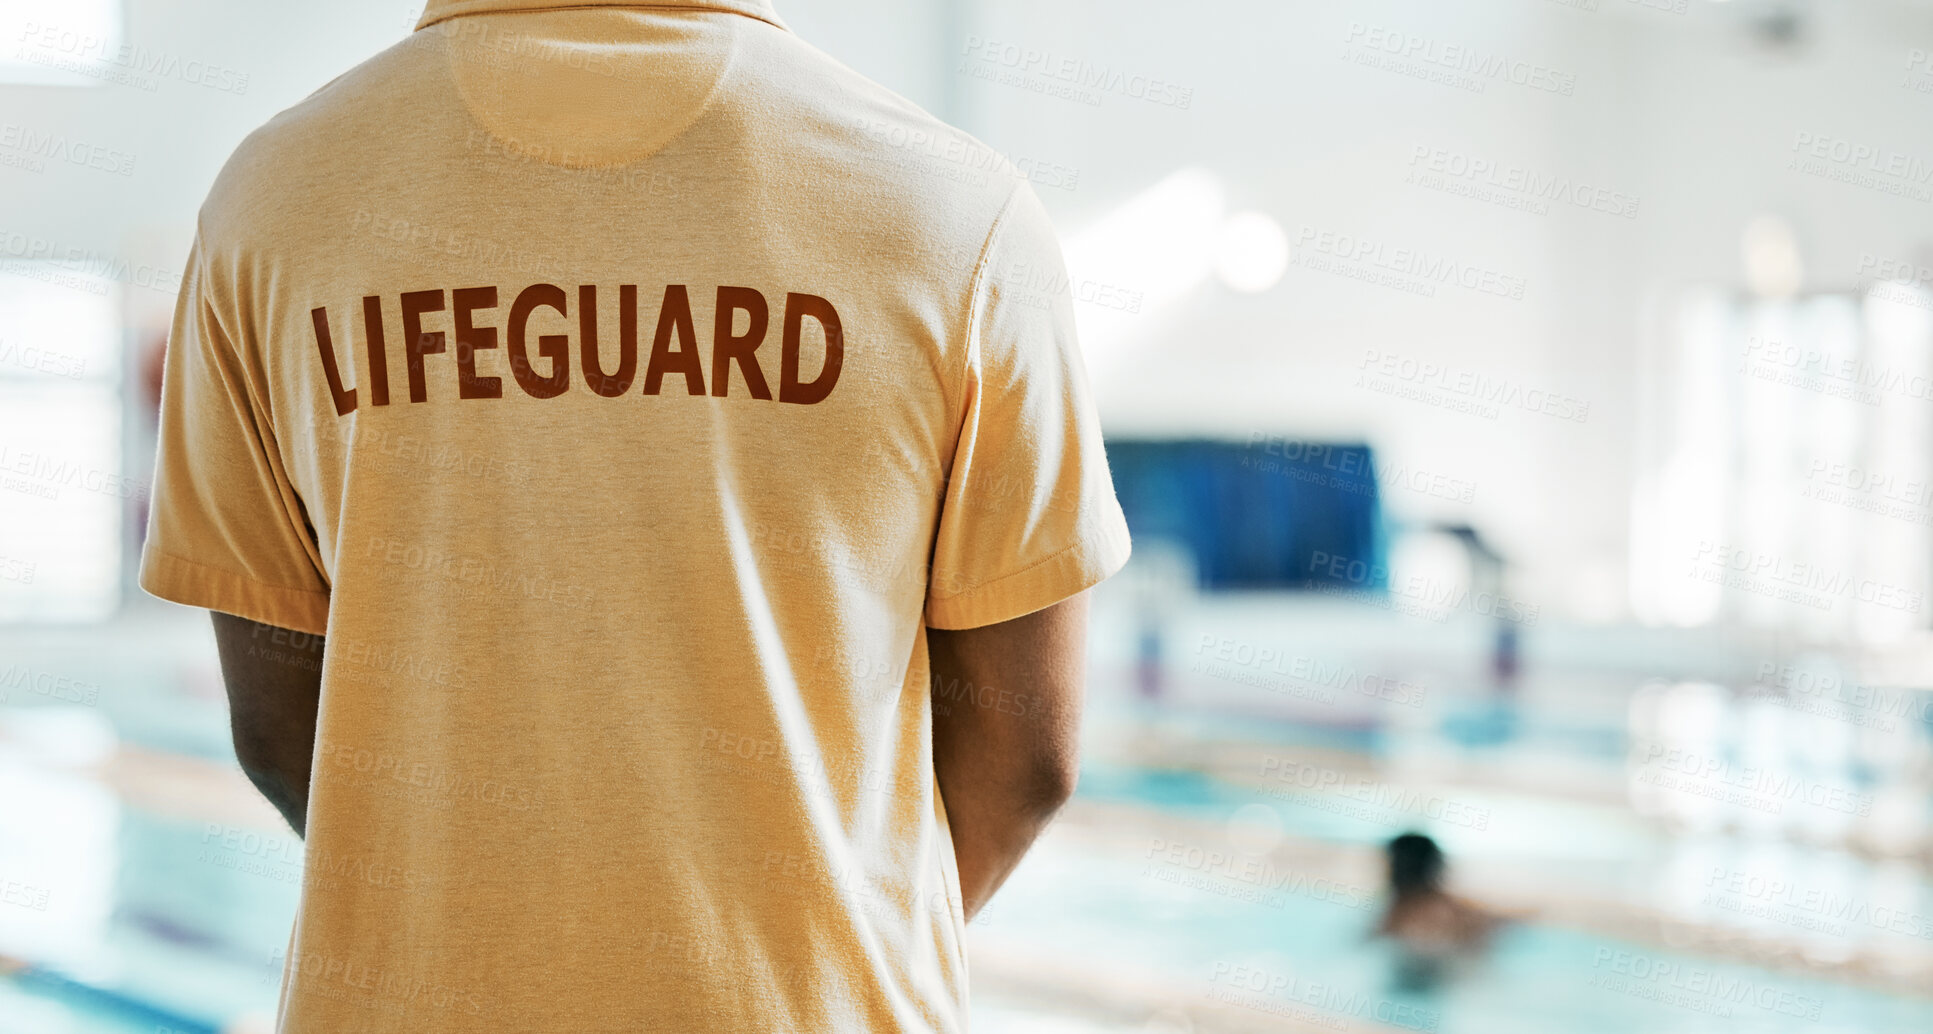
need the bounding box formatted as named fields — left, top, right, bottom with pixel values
left=0, top=0, right=950, bottom=331
left=957, top=0, right=1933, bottom=620
left=6, top=0, right=1931, bottom=624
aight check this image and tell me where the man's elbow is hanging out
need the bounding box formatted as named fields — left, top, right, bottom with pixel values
left=234, top=748, right=279, bottom=787
left=1021, top=753, right=1081, bottom=819
left=230, top=723, right=300, bottom=795
left=230, top=721, right=278, bottom=771
left=232, top=742, right=283, bottom=797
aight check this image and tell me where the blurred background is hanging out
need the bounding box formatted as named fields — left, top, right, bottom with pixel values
left=5, top=0, right=1933, bottom=1031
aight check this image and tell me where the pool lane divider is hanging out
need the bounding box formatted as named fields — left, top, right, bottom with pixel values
left=1, top=953, right=222, bottom=1034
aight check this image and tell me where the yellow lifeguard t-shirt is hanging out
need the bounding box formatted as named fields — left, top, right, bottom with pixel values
left=138, top=0, right=1130, bottom=1031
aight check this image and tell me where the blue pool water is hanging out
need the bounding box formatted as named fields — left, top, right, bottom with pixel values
left=992, top=826, right=1933, bottom=1033
left=1015, top=761, right=1933, bottom=1033
left=8, top=756, right=1930, bottom=1033
left=0, top=971, right=219, bottom=1034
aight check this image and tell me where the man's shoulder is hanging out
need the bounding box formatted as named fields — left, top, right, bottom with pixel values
left=196, top=22, right=1040, bottom=269
left=731, top=24, right=1036, bottom=244
left=197, top=35, right=434, bottom=246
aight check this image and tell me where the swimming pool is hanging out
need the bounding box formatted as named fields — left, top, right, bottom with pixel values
left=0, top=969, right=220, bottom=1034
left=6, top=750, right=1929, bottom=1034
left=977, top=829, right=1933, bottom=1033
left=974, top=760, right=1933, bottom=1033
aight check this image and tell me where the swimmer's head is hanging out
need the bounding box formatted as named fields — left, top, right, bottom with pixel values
left=1386, top=832, right=1445, bottom=894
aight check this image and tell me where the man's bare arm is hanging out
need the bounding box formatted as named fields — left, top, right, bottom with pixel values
left=927, top=591, right=1089, bottom=920
left=209, top=612, right=325, bottom=838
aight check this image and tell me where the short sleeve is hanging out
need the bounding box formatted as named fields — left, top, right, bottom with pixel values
left=138, top=233, right=332, bottom=635
left=923, top=184, right=1132, bottom=630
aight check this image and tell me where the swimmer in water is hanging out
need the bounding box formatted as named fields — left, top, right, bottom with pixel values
left=1373, top=832, right=1507, bottom=990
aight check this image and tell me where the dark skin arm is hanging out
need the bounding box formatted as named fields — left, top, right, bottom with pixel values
left=209, top=612, right=325, bottom=837
left=209, top=590, right=1092, bottom=889
left=926, top=591, right=1089, bottom=921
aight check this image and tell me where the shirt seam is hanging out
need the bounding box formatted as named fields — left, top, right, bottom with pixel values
left=927, top=180, right=1038, bottom=606
left=415, top=7, right=749, bottom=174
left=177, top=227, right=334, bottom=589
left=191, top=212, right=271, bottom=434
left=949, top=180, right=1027, bottom=446
left=926, top=521, right=1107, bottom=604
left=417, top=2, right=790, bottom=34
left=151, top=548, right=333, bottom=599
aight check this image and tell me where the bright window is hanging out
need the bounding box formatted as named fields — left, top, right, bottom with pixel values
left=0, top=0, right=124, bottom=87
left=1632, top=284, right=1933, bottom=642
left=0, top=270, right=122, bottom=621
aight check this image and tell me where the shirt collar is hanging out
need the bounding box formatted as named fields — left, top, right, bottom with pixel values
left=414, top=0, right=786, bottom=33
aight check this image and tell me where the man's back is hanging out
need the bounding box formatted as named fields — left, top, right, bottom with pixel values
left=139, top=1, right=1130, bottom=1030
